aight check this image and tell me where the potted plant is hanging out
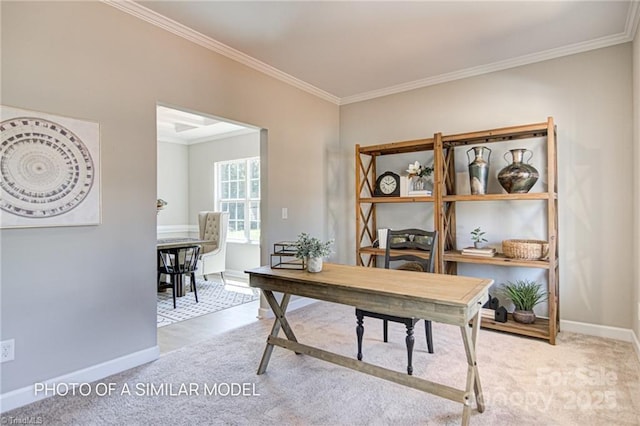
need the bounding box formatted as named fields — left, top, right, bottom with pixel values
left=470, top=227, right=487, bottom=248
left=501, top=279, right=548, bottom=324
left=294, top=233, right=334, bottom=273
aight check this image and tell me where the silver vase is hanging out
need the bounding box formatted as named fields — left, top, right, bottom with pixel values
left=466, top=146, right=491, bottom=195
left=498, top=149, right=539, bottom=193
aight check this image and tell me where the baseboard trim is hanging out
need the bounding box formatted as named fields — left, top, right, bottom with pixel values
left=560, top=319, right=636, bottom=342
left=258, top=297, right=318, bottom=319
left=0, top=345, right=159, bottom=413
left=224, top=269, right=249, bottom=282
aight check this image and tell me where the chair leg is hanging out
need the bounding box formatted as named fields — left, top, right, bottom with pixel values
left=356, top=313, right=364, bottom=361
left=172, top=275, right=177, bottom=309
left=220, top=271, right=227, bottom=285
left=191, top=273, right=198, bottom=303
left=425, top=320, right=434, bottom=354
left=405, top=321, right=415, bottom=375
left=383, top=319, right=388, bottom=343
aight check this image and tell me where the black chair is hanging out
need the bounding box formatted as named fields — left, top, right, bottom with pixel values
left=157, top=245, right=201, bottom=309
left=356, top=228, right=437, bottom=375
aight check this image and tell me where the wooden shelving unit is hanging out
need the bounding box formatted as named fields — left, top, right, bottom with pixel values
left=355, top=118, right=559, bottom=344
left=355, top=137, right=437, bottom=267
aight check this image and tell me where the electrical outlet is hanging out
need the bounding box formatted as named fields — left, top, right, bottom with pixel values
left=1, top=339, right=15, bottom=363
left=282, top=207, right=288, bottom=219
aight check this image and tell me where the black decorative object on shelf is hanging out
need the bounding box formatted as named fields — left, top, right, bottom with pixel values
left=482, top=295, right=508, bottom=323
left=494, top=306, right=508, bottom=323
left=484, top=296, right=499, bottom=310
left=374, top=171, right=400, bottom=197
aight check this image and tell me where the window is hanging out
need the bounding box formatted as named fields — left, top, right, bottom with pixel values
left=215, top=157, right=260, bottom=243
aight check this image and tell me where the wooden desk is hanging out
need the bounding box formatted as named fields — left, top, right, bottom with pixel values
left=246, top=263, right=493, bottom=425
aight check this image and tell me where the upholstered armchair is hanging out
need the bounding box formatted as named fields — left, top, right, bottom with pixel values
left=198, top=211, right=229, bottom=283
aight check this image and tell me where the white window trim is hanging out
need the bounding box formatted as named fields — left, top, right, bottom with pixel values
left=214, top=157, right=260, bottom=244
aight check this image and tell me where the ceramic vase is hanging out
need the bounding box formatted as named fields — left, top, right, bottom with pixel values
left=498, top=149, right=539, bottom=193
left=466, top=146, right=491, bottom=195
left=410, top=176, right=433, bottom=193
left=307, top=257, right=323, bottom=273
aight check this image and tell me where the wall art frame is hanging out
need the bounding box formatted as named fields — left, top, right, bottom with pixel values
left=0, top=105, right=101, bottom=228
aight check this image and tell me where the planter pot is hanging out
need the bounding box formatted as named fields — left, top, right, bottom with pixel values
left=307, top=257, right=323, bottom=273
left=512, top=310, right=536, bottom=324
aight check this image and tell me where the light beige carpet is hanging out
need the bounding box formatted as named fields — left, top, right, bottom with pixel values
left=6, top=301, right=640, bottom=425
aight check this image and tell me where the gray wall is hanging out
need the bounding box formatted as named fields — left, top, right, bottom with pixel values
left=341, top=44, right=634, bottom=329
left=157, top=141, right=189, bottom=227
left=1, top=1, right=339, bottom=395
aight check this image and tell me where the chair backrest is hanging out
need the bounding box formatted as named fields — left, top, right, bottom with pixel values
left=158, top=245, right=201, bottom=274
left=383, top=228, right=437, bottom=273
left=198, top=211, right=229, bottom=254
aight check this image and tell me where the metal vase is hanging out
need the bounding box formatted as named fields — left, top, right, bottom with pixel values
left=466, top=146, right=491, bottom=195
left=498, top=149, right=539, bottom=193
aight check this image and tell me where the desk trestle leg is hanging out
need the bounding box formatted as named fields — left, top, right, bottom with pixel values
left=459, top=303, right=485, bottom=425
left=257, top=291, right=298, bottom=375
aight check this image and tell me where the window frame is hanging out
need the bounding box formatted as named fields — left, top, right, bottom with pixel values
left=214, top=157, right=260, bottom=243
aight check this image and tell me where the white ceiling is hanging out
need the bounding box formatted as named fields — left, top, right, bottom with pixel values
left=157, top=105, right=257, bottom=144
left=115, top=1, right=639, bottom=105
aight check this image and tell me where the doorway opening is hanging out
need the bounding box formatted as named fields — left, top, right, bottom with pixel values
left=155, top=104, right=263, bottom=352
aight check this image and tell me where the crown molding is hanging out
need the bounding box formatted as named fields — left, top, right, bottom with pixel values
left=340, top=27, right=638, bottom=105
left=341, top=1, right=640, bottom=105
left=104, top=0, right=639, bottom=108
left=102, top=0, right=340, bottom=105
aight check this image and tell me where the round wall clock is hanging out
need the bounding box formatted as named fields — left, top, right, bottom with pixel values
left=374, top=171, right=400, bottom=197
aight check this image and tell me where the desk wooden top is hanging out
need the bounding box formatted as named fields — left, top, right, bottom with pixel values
left=247, top=263, right=493, bottom=324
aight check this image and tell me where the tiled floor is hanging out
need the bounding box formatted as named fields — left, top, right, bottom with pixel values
left=157, top=299, right=261, bottom=354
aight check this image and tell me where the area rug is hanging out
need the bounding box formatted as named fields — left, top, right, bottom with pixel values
left=157, top=278, right=259, bottom=327
left=7, top=301, right=639, bottom=425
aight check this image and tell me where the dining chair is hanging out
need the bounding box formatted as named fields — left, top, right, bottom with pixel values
left=198, top=211, right=229, bottom=283
left=157, top=245, right=201, bottom=309
left=356, top=228, right=437, bottom=375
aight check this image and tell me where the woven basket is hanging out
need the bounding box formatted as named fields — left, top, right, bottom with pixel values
left=502, top=239, right=549, bottom=260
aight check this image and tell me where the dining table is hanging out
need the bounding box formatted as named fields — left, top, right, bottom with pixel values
left=157, top=237, right=214, bottom=296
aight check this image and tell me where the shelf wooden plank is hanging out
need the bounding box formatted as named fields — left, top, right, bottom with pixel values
left=443, top=193, right=556, bottom=202
left=358, top=138, right=435, bottom=156
left=360, top=196, right=434, bottom=203
left=442, top=121, right=549, bottom=146
left=478, top=315, right=551, bottom=341
left=443, top=251, right=550, bottom=268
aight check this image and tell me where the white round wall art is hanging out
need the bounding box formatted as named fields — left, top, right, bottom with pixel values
left=0, top=106, right=100, bottom=228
